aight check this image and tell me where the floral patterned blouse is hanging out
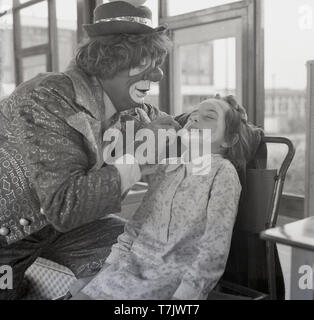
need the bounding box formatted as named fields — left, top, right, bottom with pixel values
left=81, top=154, right=242, bottom=300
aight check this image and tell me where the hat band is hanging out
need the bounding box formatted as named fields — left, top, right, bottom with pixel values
left=95, top=16, right=152, bottom=27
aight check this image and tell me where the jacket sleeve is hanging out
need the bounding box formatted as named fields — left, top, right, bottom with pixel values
left=15, top=87, right=123, bottom=232
left=173, top=162, right=242, bottom=300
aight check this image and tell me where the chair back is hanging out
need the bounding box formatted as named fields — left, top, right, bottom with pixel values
left=223, top=137, right=295, bottom=299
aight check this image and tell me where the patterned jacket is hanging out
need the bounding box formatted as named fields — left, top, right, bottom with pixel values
left=0, top=65, right=165, bottom=245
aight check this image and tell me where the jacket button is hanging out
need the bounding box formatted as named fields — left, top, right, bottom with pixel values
left=19, top=218, right=31, bottom=227
left=0, top=227, right=10, bottom=236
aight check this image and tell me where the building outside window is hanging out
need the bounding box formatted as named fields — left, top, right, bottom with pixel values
left=264, top=0, right=314, bottom=196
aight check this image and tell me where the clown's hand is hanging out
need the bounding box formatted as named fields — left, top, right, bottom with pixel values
left=145, top=116, right=182, bottom=132
left=134, top=116, right=181, bottom=165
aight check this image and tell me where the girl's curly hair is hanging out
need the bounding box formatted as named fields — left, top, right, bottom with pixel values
left=75, top=31, right=172, bottom=80
left=214, top=94, right=264, bottom=172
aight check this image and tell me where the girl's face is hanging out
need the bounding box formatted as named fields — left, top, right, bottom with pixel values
left=187, top=99, right=229, bottom=148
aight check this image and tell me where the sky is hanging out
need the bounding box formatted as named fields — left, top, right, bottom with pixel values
left=264, top=0, right=314, bottom=89
left=1, top=0, right=313, bottom=90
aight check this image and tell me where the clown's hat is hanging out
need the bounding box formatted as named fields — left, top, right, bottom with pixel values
left=83, top=0, right=167, bottom=37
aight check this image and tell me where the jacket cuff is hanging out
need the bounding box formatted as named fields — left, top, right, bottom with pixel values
left=105, top=250, right=120, bottom=265
left=106, top=248, right=130, bottom=265
left=114, top=154, right=142, bottom=194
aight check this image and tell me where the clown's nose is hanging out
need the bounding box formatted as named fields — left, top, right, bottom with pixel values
left=148, top=67, right=164, bottom=82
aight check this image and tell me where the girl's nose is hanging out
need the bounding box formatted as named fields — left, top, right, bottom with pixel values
left=147, top=67, right=164, bottom=82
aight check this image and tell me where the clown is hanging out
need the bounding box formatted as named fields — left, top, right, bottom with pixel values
left=0, top=0, right=179, bottom=300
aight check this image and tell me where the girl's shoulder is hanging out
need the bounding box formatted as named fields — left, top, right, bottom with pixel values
left=212, top=154, right=234, bottom=170
left=214, top=156, right=241, bottom=185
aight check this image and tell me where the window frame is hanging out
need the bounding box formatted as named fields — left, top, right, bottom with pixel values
left=12, top=0, right=59, bottom=84
left=305, top=61, right=314, bottom=218
left=12, top=0, right=83, bottom=85
left=158, top=0, right=265, bottom=126
left=77, top=0, right=98, bottom=42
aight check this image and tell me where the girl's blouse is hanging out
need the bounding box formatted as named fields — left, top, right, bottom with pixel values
left=98, top=154, right=241, bottom=300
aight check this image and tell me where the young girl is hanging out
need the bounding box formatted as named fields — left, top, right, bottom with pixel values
left=73, top=95, right=262, bottom=300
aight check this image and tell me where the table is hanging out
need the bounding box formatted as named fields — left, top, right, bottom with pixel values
left=261, top=217, right=314, bottom=300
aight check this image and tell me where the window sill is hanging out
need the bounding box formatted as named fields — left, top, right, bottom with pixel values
left=279, top=194, right=305, bottom=220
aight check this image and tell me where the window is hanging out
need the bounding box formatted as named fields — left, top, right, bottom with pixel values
left=0, top=0, right=15, bottom=99
left=167, top=0, right=242, bottom=16
left=22, top=54, right=47, bottom=82
left=181, top=43, right=214, bottom=86
left=264, top=0, right=314, bottom=197
left=161, top=1, right=261, bottom=119
left=56, top=0, right=77, bottom=71
left=0, top=0, right=78, bottom=88
left=20, top=0, right=49, bottom=49
left=176, top=36, right=237, bottom=114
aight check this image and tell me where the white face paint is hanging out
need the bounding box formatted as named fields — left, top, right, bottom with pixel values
left=129, top=56, right=152, bottom=104
left=129, top=80, right=151, bottom=104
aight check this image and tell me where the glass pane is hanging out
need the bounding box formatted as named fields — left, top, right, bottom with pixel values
left=22, top=55, right=47, bottom=82
left=0, top=0, right=15, bottom=99
left=20, top=1, right=49, bottom=48
left=56, top=0, right=77, bottom=71
left=264, top=0, right=314, bottom=196
left=168, top=0, right=241, bottom=16
left=179, top=38, right=236, bottom=113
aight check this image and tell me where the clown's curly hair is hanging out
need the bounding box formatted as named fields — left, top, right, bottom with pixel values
left=75, top=31, right=172, bottom=80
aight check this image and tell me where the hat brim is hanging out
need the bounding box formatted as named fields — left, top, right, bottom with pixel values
left=83, top=21, right=167, bottom=37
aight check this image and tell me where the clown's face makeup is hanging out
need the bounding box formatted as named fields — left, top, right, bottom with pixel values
left=129, top=56, right=164, bottom=105
left=129, top=56, right=152, bottom=105
left=100, top=56, right=164, bottom=112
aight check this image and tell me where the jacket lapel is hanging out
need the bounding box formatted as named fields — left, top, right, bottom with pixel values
left=63, top=65, right=106, bottom=169
left=66, top=112, right=103, bottom=168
